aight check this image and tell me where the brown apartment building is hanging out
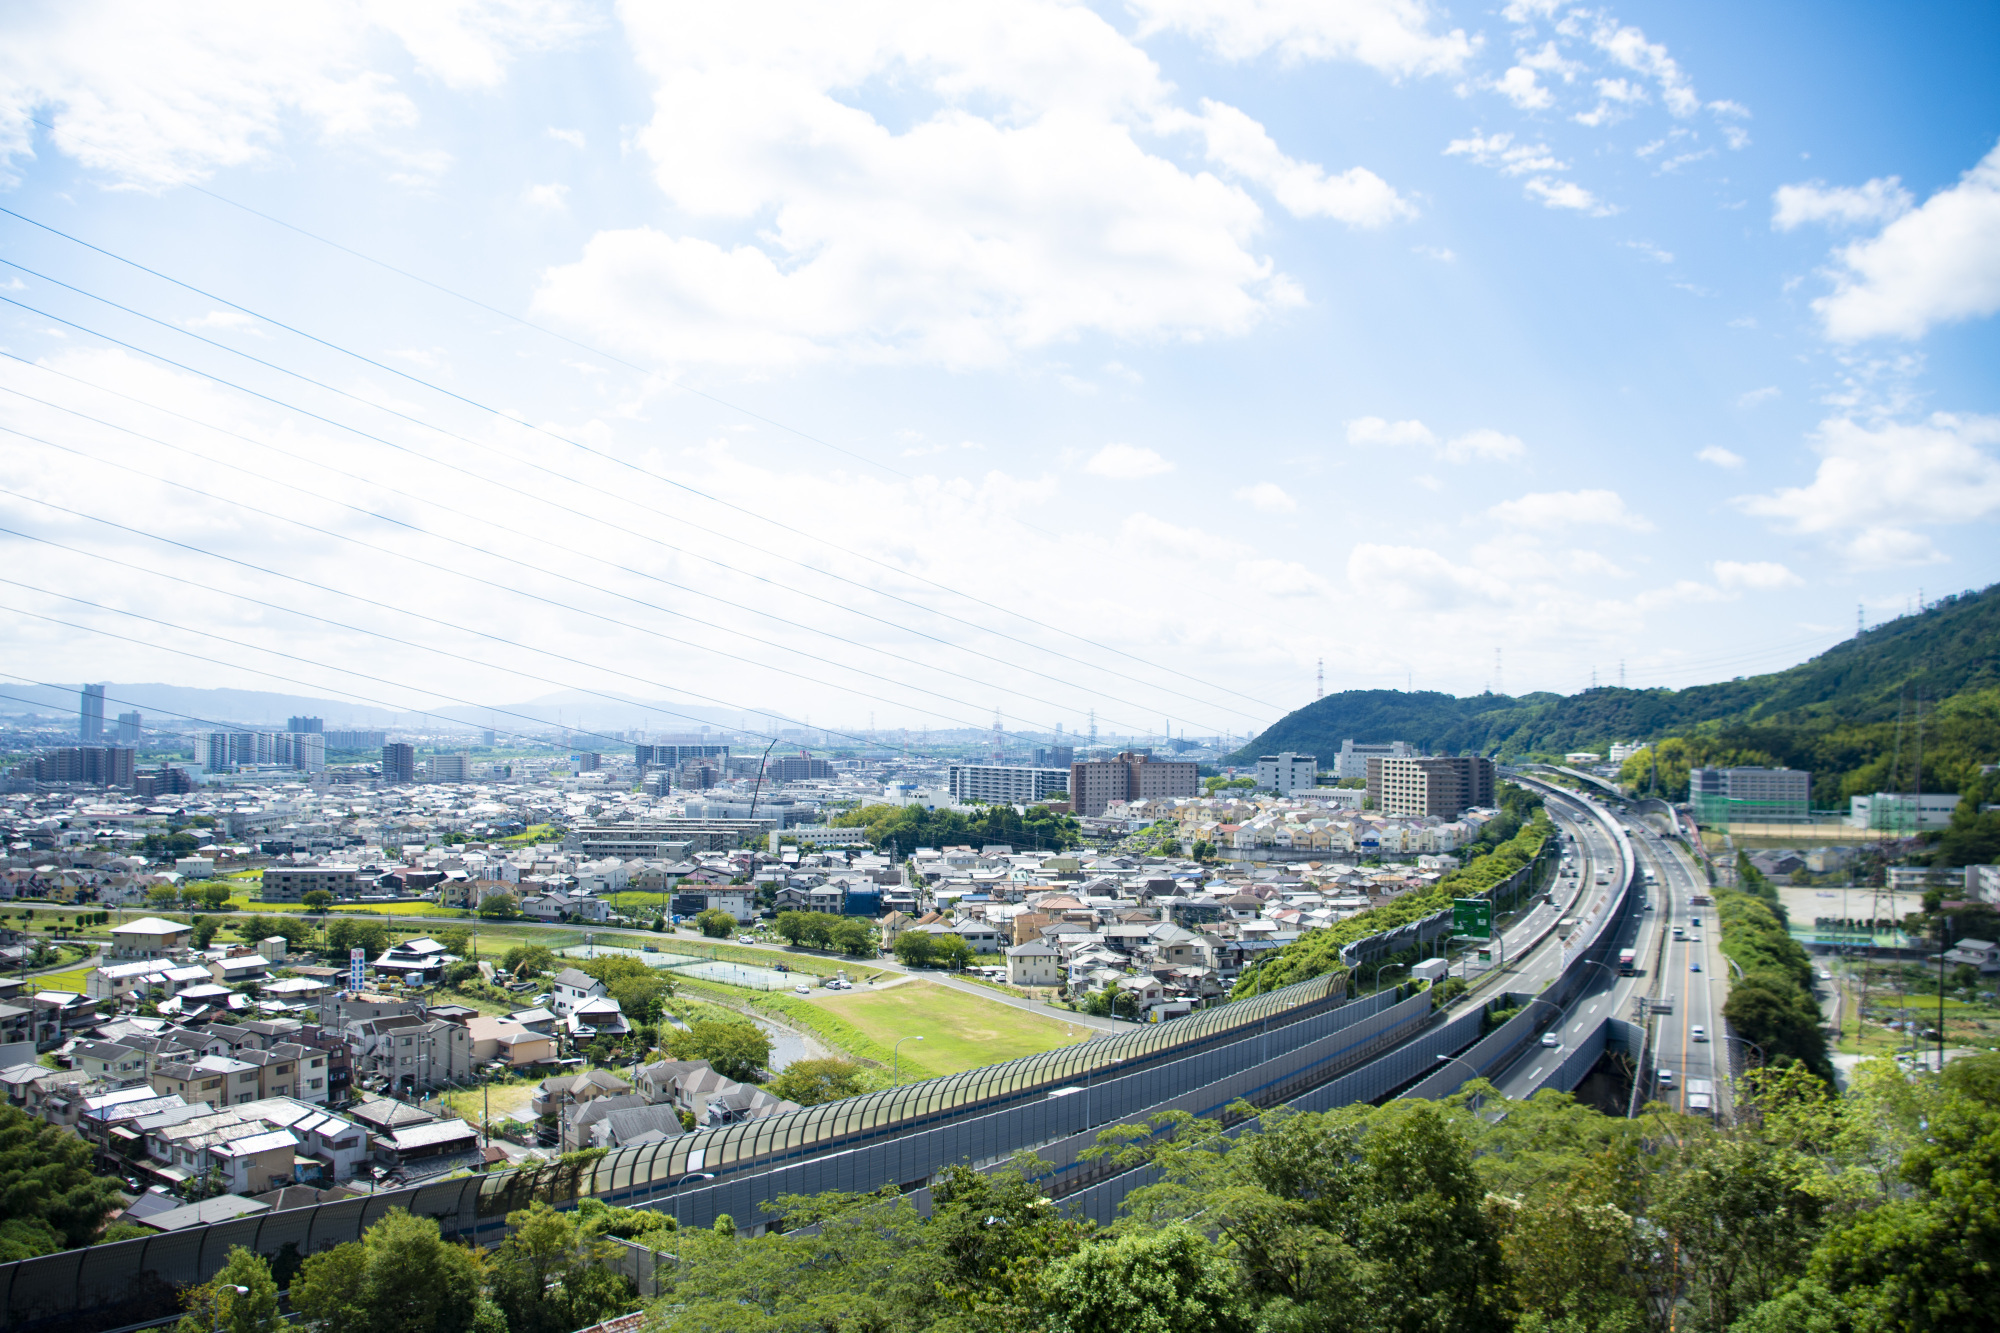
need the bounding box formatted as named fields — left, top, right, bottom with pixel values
left=1366, top=755, right=1497, bottom=819
left=1069, top=751, right=1200, bottom=817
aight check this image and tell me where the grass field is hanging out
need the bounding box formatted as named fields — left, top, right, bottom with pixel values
left=441, top=1082, right=537, bottom=1126
left=803, top=981, right=1088, bottom=1076
left=33, top=966, right=95, bottom=993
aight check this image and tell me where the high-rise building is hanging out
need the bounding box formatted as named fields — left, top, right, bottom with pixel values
left=575, top=752, right=601, bottom=773
left=1033, top=745, right=1074, bottom=769
left=431, top=753, right=470, bottom=782
left=1068, top=751, right=1199, bottom=816
left=768, top=756, right=832, bottom=782
left=1256, top=752, right=1318, bottom=795
left=381, top=743, right=416, bottom=784
left=133, top=764, right=195, bottom=798
left=635, top=743, right=729, bottom=771
left=115, top=711, right=143, bottom=745
left=79, top=684, right=105, bottom=741
left=1688, top=767, right=1810, bottom=825
left=325, top=729, right=386, bottom=750
left=35, top=746, right=136, bottom=787
left=287, top=716, right=324, bottom=734
left=1367, top=755, right=1495, bottom=820
left=948, top=764, right=1070, bottom=805
left=481, top=730, right=497, bottom=747
left=1333, top=739, right=1415, bottom=781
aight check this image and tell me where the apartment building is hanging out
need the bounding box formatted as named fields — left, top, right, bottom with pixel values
left=1688, top=766, right=1811, bottom=824
left=1255, top=753, right=1318, bottom=795
left=1367, top=755, right=1496, bottom=820
left=1333, top=739, right=1415, bottom=781
left=261, top=865, right=366, bottom=901
left=946, top=764, right=1070, bottom=805
left=1069, top=751, right=1200, bottom=817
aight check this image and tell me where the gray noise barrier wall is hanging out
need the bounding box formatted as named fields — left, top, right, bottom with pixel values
left=0, top=989, right=1408, bottom=1328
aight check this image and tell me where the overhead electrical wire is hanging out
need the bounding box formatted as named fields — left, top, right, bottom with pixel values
left=0, top=360, right=1187, bottom=741
left=0, top=213, right=1285, bottom=721
left=0, top=422, right=1137, bottom=750
left=0, top=280, right=1261, bottom=736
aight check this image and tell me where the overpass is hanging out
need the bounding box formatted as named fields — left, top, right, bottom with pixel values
left=0, top=782, right=1639, bottom=1329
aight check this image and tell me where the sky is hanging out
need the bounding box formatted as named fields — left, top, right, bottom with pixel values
left=0, top=0, right=1996, bottom=747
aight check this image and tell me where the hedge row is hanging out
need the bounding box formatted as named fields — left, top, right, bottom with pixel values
left=1714, top=888, right=1833, bottom=1081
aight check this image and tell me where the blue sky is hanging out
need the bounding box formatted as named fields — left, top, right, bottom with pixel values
left=0, top=0, right=1995, bottom=744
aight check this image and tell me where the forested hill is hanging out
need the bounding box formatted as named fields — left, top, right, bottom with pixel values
left=1230, top=582, right=1999, bottom=798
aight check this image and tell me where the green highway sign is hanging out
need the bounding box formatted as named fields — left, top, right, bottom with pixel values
left=1452, top=898, right=1493, bottom=940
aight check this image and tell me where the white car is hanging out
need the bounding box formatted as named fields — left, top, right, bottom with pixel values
left=793, top=984, right=812, bottom=996
left=1657, top=1069, right=1675, bottom=1088
left=1691, top=1025, right=1708, bottom=1042
left=1540, top=1033, right=1561, bottom=1048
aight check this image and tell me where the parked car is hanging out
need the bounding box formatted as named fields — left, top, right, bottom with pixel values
left=794, top=984, right=812, bottom=996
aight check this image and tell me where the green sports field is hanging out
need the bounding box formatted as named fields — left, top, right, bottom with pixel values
left=803, top=981, right=1089, bottom=1076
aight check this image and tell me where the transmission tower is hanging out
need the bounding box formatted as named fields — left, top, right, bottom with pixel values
left=1494, top=647, right=1504, bottom=697
left=1088, top=708, right=1097, bottom=747
left=1316, top=658, right=1324, bottom=701
left=990, top=706, right=1003, bottom=763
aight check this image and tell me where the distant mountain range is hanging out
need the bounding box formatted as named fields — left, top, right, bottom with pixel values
left=1232, top=582, right=2000, bottom=801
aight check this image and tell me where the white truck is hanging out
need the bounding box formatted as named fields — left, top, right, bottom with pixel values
left=1686, top=1078, right=1716, bottom=1116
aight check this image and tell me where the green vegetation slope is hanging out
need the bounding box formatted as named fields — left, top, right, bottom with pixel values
left=1233, top=582, right=2000, bottom=805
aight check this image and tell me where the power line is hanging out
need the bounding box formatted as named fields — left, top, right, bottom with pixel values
left=0, top=427, right=1124, bottom=750
left=0, top=378, right=1181, bottom=742
left=0, top=282, right=1264, bottom=733
left=0, top=212, right=1283, bottom=719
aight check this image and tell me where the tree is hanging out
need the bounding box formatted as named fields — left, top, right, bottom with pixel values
left=894, top=930, right=939, bottom=968
left=0, top=1103, right=124, bottom=1251
left=436, top=926, right=473, bottom=957
left=503, top=944, right=557, bottom=978
left=289, top=1209, right=484, bottom=1333
left=324, top=918, right=390, bottom=960
left=477, top=892, right=520, bottom=920
left=936, top=933, right=977, bottom=970
left=301, top=889, right=334, bottom=911
left=773, top=910, right=811, bottom=947
left=694, top=908, right=736, bottom=938
left=1040, top=1223, right=1247, bottom=1333
left=198, top=882, right=236, bottom=911
left=175, top=1246, right=280, bottom=1333
left=487, top=1202, right=634, bottom=1333
left=764, top=1058, right=867, bottom=1106
left=191, top=917, right=222, bottom=950
left=833, top=916, right=879, bottom=957
left=667, top=1019, right=772, bottom=1082
left=608, top=972, right=674, bottom=1024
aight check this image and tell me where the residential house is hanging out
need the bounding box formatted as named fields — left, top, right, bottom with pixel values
left=531, top=1068, right=632, bottom=1117
left=108, top=917, right=194, bottom=959
left=1005, top=939, right=1062, bottom=987
left=550, top=967, right=607, bottom=1018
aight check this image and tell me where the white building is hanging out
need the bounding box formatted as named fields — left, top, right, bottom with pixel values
left=1848, top=792, right=1961, bottom=832
left=1333, top=739, right=1414, bottom=781
left=1256, top=753, right=1317, bottom=795
left=946, top=764, right=1071, bottom=805
left=1005, top=939, right=1062, bottom=987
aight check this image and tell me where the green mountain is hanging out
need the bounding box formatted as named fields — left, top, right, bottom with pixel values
left=1231, top=582, right=2000, bottom=806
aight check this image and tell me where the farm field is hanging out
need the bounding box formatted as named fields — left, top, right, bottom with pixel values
left=803, top=980, right=1089, bottom=1076
left=32, top=966, right=95, bottom=993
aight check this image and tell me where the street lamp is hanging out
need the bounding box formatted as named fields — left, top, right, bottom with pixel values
left=1434, top=1052, right=1481, bottom=1084
left=893, top=1035, right=924, bottom=1086
left=674, top=1170, right=716, bottom=1233
left=214, top=1284, right=249, bottom=1333
left=1368, top=960, right=1404, bottom=995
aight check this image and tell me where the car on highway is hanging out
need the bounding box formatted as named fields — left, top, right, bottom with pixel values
left=1657, top=1068, right=1674, bottom=1088
left=1540, top=1033, right=1561, bottom=1048
left=1690, top=961, right=1701, bottom=971
left=1691, top=916, right=1702, bottom=927
left=1690, top=934, right=1701, bottom=942
left=1691, top=1025, right=1708, bottom=1042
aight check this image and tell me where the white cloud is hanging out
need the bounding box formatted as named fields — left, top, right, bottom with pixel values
left=1182, top=99, right=1415, bottom=227
left=1591, top=19, right=1698, bottom=117
left=1413, top=244, right=1457, bottom=262
left=531, top=1, right=1312, bottom=369
left=1235, top=481, right=1297, bottom=512
left=1736, top=412, right=2000, bottom=566
left=1712, top=560, right=1802, bottom=591
left=184, top=310, right=261, bottom=331
left=1517, top=41, right=1580, bottom=80
left=546, top=126, right=586, bottom=149
left=1622, top=239, right=1673, bottom=263
left=522, top=181, right=569, bottom=210
left=1346, top=416, right=1523, bottom=462
left=1488, top=488, right=1653, bottom=530
left=0, top=0, right=589, bottom=187
left=1812, top=139, right=2000, bottom=341
left=1445, top=131, right=1565, bottom=176
left=1130, top=0, right=1476, bottom=78
left=1083, top=442, right=1175, bottom=479
left=1696, top=446, right=1744, bottom=468
left=1772, top=178, right=1914, bottom=231
left=1346, top=415, right=1436, bottom=447
left=1524, top=176, right=1614, bottom=215
left=1493, top=65, right=1553, bottom=110
left=1442, top=428, right=1526, bottom=463
left=1735, top=386, right=1779, bottom=409
left=1346, top=543, right=1510, bottom=611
